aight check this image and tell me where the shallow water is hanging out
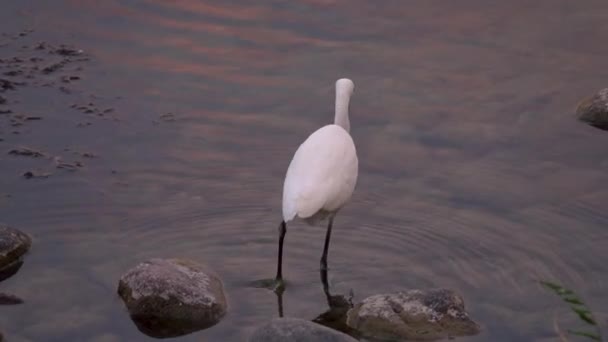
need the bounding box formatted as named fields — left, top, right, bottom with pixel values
left=1, top=1, right=608, bottom=341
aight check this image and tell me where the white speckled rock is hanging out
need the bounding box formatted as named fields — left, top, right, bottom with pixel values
left=577, top=88, right=608, bottom=130
left=117, top=258, right=227, bottom=338
left=346, top=289, right=479, bottom=341
left=248, top=317, right=358, bottom=342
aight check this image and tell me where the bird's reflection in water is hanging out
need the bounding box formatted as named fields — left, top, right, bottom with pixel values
left=274, top=282, right=285, bottom=318
left=272, top=267, right=360, bottom=338
left=313, top=268, right=360, bottom=337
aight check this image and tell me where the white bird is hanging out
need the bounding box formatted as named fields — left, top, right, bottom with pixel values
left=274, top=78, right=358, bottom=288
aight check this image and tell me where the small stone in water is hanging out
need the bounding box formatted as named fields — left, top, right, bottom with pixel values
left=22, top=170, right=51, bottom=179
left=0, top=293, right=23, bottom=305
left=8, top=147, right=45, bottom=158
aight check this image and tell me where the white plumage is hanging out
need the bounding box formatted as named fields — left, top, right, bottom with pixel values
left=282, top=78, right=358, bottom=224
left=282, top=124, right=358, bottom=224
left=271, top=78, right=358, bottom=289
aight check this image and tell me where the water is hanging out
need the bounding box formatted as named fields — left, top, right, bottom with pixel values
left=1, top=1, right=608, bottom=341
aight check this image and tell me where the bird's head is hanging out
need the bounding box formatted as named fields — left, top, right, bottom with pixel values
left=336, top=78, right=354, bottom=97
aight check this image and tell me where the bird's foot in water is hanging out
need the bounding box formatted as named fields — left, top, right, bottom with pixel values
left=249, top=277, right=286, bottom=294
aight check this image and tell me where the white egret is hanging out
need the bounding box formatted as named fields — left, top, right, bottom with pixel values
left=274, top=78, right=358, bottom=289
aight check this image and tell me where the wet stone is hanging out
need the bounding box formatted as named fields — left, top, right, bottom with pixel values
left=0, top=292, right=23, bottom=305
left=22, top=170, right=51, bottom=179
left=346, top=288, right=480, bottom=341
left=53, top=45, right=84, bottom=56
left=0, top=259, right=22, bottom=282
left=248, top=317, right=358, bottom=342
left=41, top=59, right=67, bottom=74
left=0, top=226, right=32, bottom=271
left=8, top=147, right=45, bottom=158
left=577, top=88, right=608, bottom=130
left=0, top=79, right=16, bottom=91
left=3, top=70, right=21, bottom=77
left=117, top=258, right=227, bottom=338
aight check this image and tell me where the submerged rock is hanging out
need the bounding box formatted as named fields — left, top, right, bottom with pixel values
left=117, top=258, right=227, bottom=338
left=0, top=79, right=18, bottom=92
left=248, top=317, right=358, bottom=342
left=0, top=292, right=23, bottom=305
left=346, top=288, right=479, bottom=341
left=576, top=88, right=608, bottom=130
left=53, top=45, right=85, bottom=57
left=0, top=226, right=32, bottom=271
left=8, top=147, right=46, bottom=158
left=22, top=170, right=51, bottom=179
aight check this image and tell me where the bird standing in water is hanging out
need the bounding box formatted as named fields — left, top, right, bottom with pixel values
left=274, top=78, right=358, bottom=291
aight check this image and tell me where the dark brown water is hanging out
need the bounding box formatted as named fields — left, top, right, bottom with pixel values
left=1, top=1, right=608, bottom=341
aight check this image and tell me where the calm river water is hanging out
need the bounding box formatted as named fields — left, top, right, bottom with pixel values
left=1, top=1, right=607, bottom=341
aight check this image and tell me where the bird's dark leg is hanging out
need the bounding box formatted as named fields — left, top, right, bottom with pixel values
left=275, top=220, right=287, bottom=286
left=320, top=216, right=334, bottom=270
left=320, top=266, right=331, bottom=303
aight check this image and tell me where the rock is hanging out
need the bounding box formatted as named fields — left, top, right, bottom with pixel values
left=41, top=59, right=68, bottom=74
left=248, top=317, right=358, bottom=342
left=0, top=78, right=24, bottom=92
left=576, top=88, right=608, bottom=130
left=0, top=79, right=16, bottom=92
left=346, top=289, right=479, bottom=341
left=0, top=226, right=32, bottom=271
left=0, top=95, right=6, bottom=104
left=8, top=147, right=45, bottom=158
left=53, top=45, right=85, bottom=57
left=117, top=258, right=227, bottom=338
left=22, top=170, right=51, bottom=179
left=0, top=259, right=23, bottom=282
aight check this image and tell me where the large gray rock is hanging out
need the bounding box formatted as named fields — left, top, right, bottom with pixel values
left=346, top=288, right=479, bottom=341
left=576, top=88, right=608, bottom=130
left=117, top=258, right=227, bottom=338
left=0, top=226, right=32, bottom=271
left=249, top=317, right=358, bottom=342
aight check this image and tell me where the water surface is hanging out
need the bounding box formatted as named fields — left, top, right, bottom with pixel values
left=1, top=1, right=608, bottom=341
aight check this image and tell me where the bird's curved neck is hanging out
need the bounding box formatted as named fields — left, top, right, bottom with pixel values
left=334, top=90, right=351, bottom=132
